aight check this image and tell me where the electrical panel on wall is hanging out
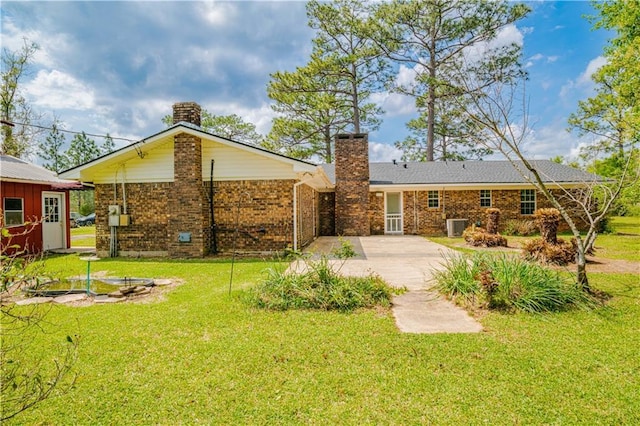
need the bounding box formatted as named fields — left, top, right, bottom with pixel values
left=108, top=205, right=121, bottom=227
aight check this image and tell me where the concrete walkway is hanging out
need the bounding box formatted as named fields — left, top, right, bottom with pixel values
left=303, top=236, right=482, bottom=334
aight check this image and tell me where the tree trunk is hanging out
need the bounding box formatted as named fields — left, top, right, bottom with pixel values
left=576, top=248, right=590, bottom=293
left=324, top=125, right=332, bottom=163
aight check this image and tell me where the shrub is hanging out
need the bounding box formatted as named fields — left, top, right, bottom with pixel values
left=485, top=208, right=501, bottom=234
left=434, top=252, right=595, bottom=313
left=463, top=226, right=508, bottom=247
left=534, top=208, right=561, bottom=244
left=331, top=237, right=357, bottom=259
left=247, top=255, right=398, bottom=312
left=521, top=237, right=577, bottom=265
left=503, top=219, right=537, bottom=236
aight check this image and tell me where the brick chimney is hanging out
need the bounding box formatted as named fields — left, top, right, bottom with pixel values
left=334, top=133, right=370, bottom=236
left=172, top=101, right=201, bottom=126
left=168, top=102, right=206, bottom=257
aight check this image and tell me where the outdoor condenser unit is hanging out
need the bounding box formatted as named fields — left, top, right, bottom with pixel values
left=446, top=219, right=468, bottom=237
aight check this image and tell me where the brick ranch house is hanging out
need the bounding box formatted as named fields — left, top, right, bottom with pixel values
left=59, top=102, right=595, bottom=258
left=1, top=154, right=81, bottom=253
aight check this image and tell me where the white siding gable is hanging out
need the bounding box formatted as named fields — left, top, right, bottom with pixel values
left=202, top=141, right=298, bottom=181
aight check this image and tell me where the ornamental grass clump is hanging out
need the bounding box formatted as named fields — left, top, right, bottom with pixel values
left=522, top=208, right=578, bottom=265
left=462, top=209, right=508, bottom=247
left=434, top=252, right=596, bottom=313
left=248, top=255, right=397, bottom=312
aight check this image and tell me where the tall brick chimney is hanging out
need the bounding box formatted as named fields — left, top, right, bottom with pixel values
left=334, top=133, right=370, bottom=236
left=172, top=101, right=201, bottom=126
left=168, top=102, right=206, bottom=257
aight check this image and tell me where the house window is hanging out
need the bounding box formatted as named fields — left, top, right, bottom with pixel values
left=520, top=189, right=536, bottom=215
left=427, top=191, right=439, bottom=208
left=4, top=198, right=24, bottom=226
left=480, top=190, right=492, bottom=207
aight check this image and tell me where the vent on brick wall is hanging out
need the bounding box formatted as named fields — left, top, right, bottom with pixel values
left=446, top=219, right=468, bottom=237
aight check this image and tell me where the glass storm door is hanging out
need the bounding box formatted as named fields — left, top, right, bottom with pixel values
left=42, top=193, right=65, bottom=250
left=385, top=192, right=403, bottom=234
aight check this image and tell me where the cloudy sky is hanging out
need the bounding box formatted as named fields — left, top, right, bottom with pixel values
left=1, top=1, right=610, bottom=163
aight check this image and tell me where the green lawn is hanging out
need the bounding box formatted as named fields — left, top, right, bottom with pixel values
left=431, top=216, right=640, bottom=262
left=71, top=225, right=96, bottom=248
left=4, top=247, right=639, bottom=424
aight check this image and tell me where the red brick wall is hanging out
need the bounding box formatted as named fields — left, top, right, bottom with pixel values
left=96, top=179, right=309, bottom=256
left=168, top=132, right=206, bottom=257
left=335, top=134, right=370, bottom=236
left=369, top=192, right=384, bottom=235
left=95, top=183, right=171, bottom=256
left=318, top=192, right=335, bottom=236
left=207, top=179, right=298, bottom=253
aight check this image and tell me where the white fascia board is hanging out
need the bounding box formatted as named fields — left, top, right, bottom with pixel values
left=369, top=182, right=587, bottom=192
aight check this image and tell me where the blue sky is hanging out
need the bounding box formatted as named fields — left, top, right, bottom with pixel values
left=1, top=1, right=610, bottom=163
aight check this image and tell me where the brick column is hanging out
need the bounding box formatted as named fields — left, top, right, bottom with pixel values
left=334, top=133, right=370, bottom=236
left=168, top=102, right=206, bottom=257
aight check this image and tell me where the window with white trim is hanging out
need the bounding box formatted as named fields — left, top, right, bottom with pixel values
left=520, top=189, right=536, bottom=215
left=480, top=189, right=492, bottom=207
left=427, top=190, right=439, bottom=208
left=4, top=198, right=24, bottom=226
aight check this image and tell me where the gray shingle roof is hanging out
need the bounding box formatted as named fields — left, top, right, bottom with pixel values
left=321, top=160, right=599, bottom=186
left=1, top=155, right=81, bottom=187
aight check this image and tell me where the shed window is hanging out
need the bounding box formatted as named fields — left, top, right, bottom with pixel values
left=4, top=198, right=24, bottom=226
left=480, top=190, right=492, bottom=207
left=427, top=191, right=439, bottom=208
left=520, top=189, right=536, bottom=215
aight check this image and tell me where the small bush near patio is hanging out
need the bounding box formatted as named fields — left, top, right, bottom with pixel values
left=522, top=237, right=578, bottom=265
left=248, top=256, right=397, bottom=312
left=434, top=252, right=596, bottom=313
left=463, top=225, right=507, bottom=247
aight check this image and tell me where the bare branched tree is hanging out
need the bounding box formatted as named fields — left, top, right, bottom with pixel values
left=450, top=70, right=634, bottom=291
left=1, top=219, right=79, bottom=421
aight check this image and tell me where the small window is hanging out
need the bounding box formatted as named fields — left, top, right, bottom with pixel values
left=520, top=189, right=536, bottom=215
left=427, top=190, right=439, bottom=208
left=4, top=198, right=24, bottom=226
left=480, top=189, right=492, bottom=207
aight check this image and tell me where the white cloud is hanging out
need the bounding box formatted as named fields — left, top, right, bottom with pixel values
left=24, top=70, right=96, bottom=110
left=369, top=141, right=403, bottom=163
left=198, top=2, right=238, bottom=26
left=371, top=91, right=416, bottom=117
left=577, top=56, right=607, bottom=85
left=560, top=55, right=607, bottom=101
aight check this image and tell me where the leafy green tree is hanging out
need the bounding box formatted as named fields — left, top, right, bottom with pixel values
left=1, top=39, right=42, bottom=158
left=162, top=110, right=264, bottom=146
left=266, top=65, right=352, bottom=162
left=396, top=101, right=491, bottom=161
left=100, top=133, right=116, bottom=155
left=66, top=131, right=100, bottom=167
left=66, top=132, right=99, bottom=215
left=266, top=0, right=388, bottom=162
left=373, top=0, right=530, bottom=161
left=38, top=121, right=69, bottom=173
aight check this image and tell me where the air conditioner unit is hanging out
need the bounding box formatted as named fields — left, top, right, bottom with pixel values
left=446, top=219, right=468, bottom=237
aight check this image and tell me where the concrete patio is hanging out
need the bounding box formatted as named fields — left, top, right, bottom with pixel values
left=303, top=235, right=483, bottom=334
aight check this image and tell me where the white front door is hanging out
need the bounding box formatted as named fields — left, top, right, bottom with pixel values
left=385, top=192, right=403, bottom=234
left=42, top=192, right=65, bottom=250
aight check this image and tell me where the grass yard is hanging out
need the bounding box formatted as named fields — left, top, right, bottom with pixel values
left=3, top=247, right=639, bottom=424
left=430, top=216, right=640, bottom=263
left=71, top=225, right=96, bottom=248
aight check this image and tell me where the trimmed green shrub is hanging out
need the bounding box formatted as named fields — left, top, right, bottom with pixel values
left=434, top=252, right=596, bottom=313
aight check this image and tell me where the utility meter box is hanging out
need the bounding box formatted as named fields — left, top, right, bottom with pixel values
left=108, top=205, right=121, bottom=227
left=119, top=214, right=130, bottom=226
